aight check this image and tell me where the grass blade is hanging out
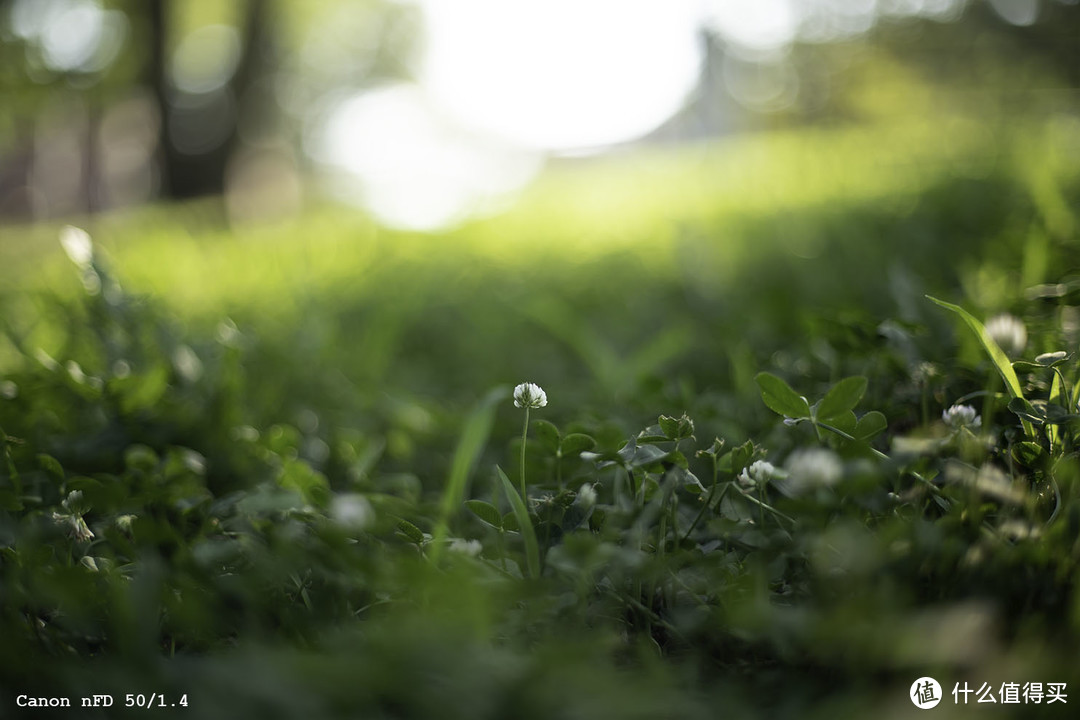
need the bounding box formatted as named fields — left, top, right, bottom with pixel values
left=498, top=465, right=540, bottom=579
left=429, top=386, right=509, bottom=562
left=926, top=296, right=1024, bottom=399
left=1049, top=370, right=1065, bottom=449
left=927, top=295, right=1032, bottom=435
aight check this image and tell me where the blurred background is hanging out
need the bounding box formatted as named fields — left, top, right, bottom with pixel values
left=1, top=0, right=1077, bottom=232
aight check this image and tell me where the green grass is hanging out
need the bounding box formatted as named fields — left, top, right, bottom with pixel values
left=2, top=115, right=1079, bottom=718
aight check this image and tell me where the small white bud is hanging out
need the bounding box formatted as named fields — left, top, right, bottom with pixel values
left=738, top=460, right=776, bottom=490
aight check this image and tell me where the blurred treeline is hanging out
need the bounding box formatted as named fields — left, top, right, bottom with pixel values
left=0, top=0, right=1077, bottom=223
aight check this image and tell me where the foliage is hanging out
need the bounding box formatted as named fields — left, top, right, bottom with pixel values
left=2, top=126, right=1080, bottom=717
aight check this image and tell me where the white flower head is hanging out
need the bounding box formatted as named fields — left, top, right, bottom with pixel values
left=62, top=490, right=89, bottom=515
left=50, top=510, right=95, bottom=542
left=447, top=538, right=483, bottom=557
left=577, top=482, right=597, bottom=509
left=513, top=382, right=547, bottom=409
left=780, top=449, right=843, bottom=496
left=912, top=362, right=938, bottom=384
left=985, top=314, right=1027, bottom=357
left=329, top=493, right=374, bottom=531
left=737, top=460, right=776, bottom=490
left=942, top=404, right=982, bottom=431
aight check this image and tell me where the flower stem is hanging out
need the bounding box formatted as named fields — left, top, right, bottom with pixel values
left=519, top=407, right=530, bottom=500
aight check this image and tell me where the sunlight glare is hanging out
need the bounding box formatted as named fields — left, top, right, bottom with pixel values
left=315, top=84, right=542, bottom=231
left=416, top=0, right=704, bottom=153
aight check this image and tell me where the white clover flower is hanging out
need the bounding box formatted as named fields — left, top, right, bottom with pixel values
left=942, top=404, right=982, bottom=431
left=577, top=483, right=597, bottom=509
left=447, top=538, right=483, bottom=557
left=51, top=511, right=95, bottom=542
left=329, top=493, right=374, bottom=531
left=985, top=313, right=1027, bottom=357
left=780, top=448, right=843, bottom=496
left=0, top=380, right=18, bottom=400
left=62, top=490, right=88, bottom=515
left=513, top=382, right=547, bottom=409
left=737, top=460, right=776, bottom=490
left=912, top=362, right=938, bottom=384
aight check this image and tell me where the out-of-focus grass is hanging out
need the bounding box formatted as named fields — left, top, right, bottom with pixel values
left=3, top=114, right=1075, bottom=440
left=6, top=115, right=1063, bottom=318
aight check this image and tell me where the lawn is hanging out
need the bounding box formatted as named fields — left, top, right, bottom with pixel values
left=1, top=114, right=1079, bottom=718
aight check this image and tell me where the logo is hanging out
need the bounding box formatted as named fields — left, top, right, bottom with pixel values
left=911, top=677, right=943, bottom=709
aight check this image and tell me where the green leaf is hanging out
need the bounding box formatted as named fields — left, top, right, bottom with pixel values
left=502, top=512, right=520, bottom=532
left=396, top=519, right=425, bottom=545
left=1036, top=351, right=1070, bottom=367
left=928, top=295, right=1032, bottom=435
left=854, top=411, right=888, bottom=440
left=720, top=493, right=755, bottom=522
left=1044, top=405, right=1080, bottom=425
left=559, top=433, right=596, bottom=458
left=826, top=410, right=858, bottom=436
left=1049, top=370, right=1066, bottom=448
left=37, top=454, right=65, bottom=481
left=498, top=466, right=540, bottom=579
left=465, top=499, right=502, bottom=529
left=533, top=419, right=561, bottom=453
left=112, top=365, right=170, bottom=414
left=926, top=296, right=1025, bottom=400
left=658, top=413, right=694, bottom=441
left=626, top=444, right=669, bottom=470
left=755, top=372, right=811, bottom=419
left=816, top=376, right=868, bottom=421
left=1012, top=441, right=1047, bottom=468
left=658, top=415, right=680, bottom=440
left=669, top=449, right=689, bottom=469
left=561, top=491, right=594, bottom=532
left=278, top=459, right=330, bottom=508
left=429, top=386, right=508, bottom=563
left=717, top=439, right=756, bottom=476
left=671, top=465, right=706, bottom=494
left=695, top=437, right=725, bottom=460
left=1008, top=397, right=1045, bottom=425
left=635, top=426, right=670, bottom=443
